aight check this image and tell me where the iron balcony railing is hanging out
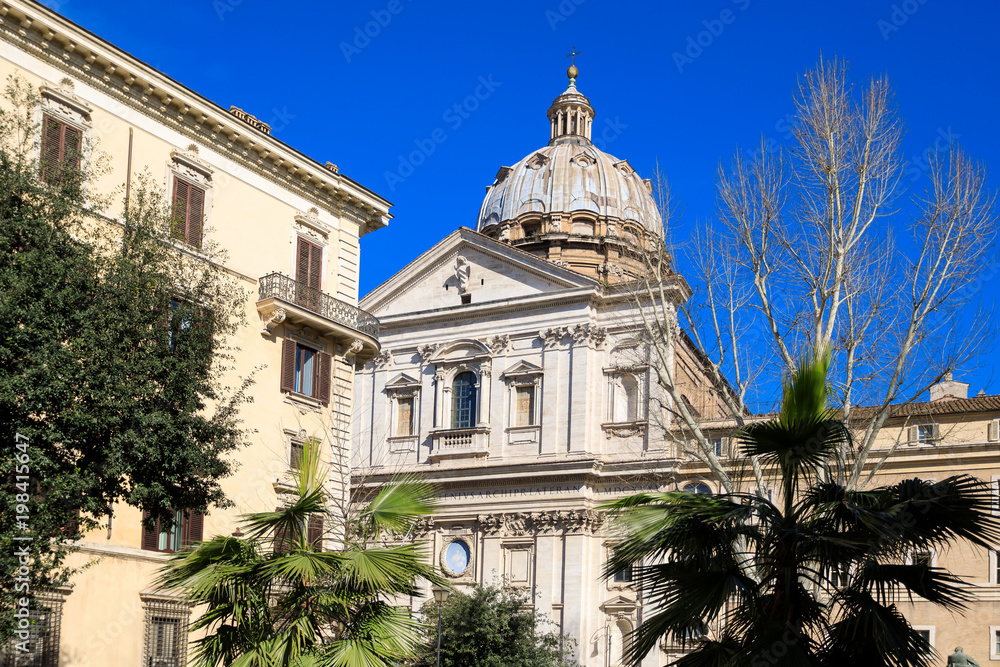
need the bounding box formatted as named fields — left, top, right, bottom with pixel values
left=258, top=272, right=379, bottom=340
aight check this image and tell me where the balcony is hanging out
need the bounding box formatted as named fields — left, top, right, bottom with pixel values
left=256, top=272, right=380, bottom=365
left=429, top=426, right=491, bottom=461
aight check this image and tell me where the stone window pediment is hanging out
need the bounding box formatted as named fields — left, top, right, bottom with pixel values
left=386, top=373, right=420, bottom=392
left=40, top=83, right=92, bottom=126
left=502, top=360, right=543, bottom=380
left=427, top=338, right=492, bottom=365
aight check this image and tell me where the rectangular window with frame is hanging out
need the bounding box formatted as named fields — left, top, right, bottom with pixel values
left=911, top=550, right=932, bottom=568
left=396, top=396, right=414, bottom=436
left=141, top=509, right=204, bottom=553
left=710, top=438, right=724, bottom=457
left=290, top=439, right=305, bottom=470
left=142, top=600, right=190, bottom=667
left=613, top=564, right=633, bottom=583
left=280, top=339, right=331, bottom=405
left=41, top=114, right=82, bottom=184
left=515, top=385, right=536, bottom=426
left=148, top=616, right=182, bottom=667
left=171, top=176, right=206, bottom=248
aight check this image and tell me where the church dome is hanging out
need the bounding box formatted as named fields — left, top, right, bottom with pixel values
left=475, top=142, right=661, bottom=235
left=473, top=65, right=661, bottom=283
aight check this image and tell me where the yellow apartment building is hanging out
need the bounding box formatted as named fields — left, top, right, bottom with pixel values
left=0, top=0, right=389, bottom=665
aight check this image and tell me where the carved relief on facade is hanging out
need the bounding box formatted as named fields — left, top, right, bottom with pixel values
left=258, top=306, right=286, bottom=336
left=539, top=327, right=568, bottom=348
left=344, top=339, right=364, bottom=359
left=373, top=349, right=392, bottom=369
left=417, top=343, right=439, bottom=365
left=486, top=334, right=510, bottom=355
left=411, top=517, right=435, bottom=536
left=39, top=82, right=93, bottom=127
left=571, top=323, right=607, bottom=349
left=454, top=256, right=472, bottom=294
left=599, top=261, right=626, bottom=278
left=169, top=149, right=213, bottom=188
left=294, top=208, right=332, bottom=243
left=477, top=509, right=603, bottom=536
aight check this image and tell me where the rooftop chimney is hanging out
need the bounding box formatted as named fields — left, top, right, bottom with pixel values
left=929, top=372, right=970, bottom=401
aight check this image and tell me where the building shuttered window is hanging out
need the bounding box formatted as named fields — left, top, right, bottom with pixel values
left=141, top=509, right=204, bottom=553
left=295, top=237, right=323, bottom=311
left=170, top=177, right=205, bottom=248
left=280, top=339, right=331, bottom=405
left=40, top=114, right=82, bottom=184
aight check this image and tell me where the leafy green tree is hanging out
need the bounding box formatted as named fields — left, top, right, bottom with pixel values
left=0, top=75, right=250, bottom=638
left=157, top=440, right=442, bottom=667
left=604, top=349, right=1000, bottom=667
left=412, top=582, right=578, bottom=667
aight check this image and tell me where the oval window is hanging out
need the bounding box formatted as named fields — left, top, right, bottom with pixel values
left=445, top=540, right=470, bottom=575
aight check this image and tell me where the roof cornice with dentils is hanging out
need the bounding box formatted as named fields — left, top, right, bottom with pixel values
left=0, top=0, right=392, bottom=235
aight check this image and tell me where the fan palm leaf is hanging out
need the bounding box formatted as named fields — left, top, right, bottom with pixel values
left=155, top=439, right=439, bottom=667
left=602, top=348, right=1000, bottom=666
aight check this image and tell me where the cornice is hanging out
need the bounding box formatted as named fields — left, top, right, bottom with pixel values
left=374, top=286, right=599, bottom=330
left=0, top=0, right=391, bottom=234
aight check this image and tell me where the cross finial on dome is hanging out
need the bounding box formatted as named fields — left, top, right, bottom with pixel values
left=565, top=46, right=581, bottom=86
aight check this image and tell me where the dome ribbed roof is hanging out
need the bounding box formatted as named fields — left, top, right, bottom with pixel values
left=475, top=142, right=661, bottom=234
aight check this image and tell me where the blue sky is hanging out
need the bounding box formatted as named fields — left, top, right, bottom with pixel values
left=53, top=0, right=1000, bottom=395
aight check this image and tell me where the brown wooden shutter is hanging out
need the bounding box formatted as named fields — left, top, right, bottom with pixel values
left=274, top=506, right=291, bottom=553
left=172, top=177, right=189, bottom=241
left=317, top=351, right=332, bottom=405
left=63, top=124, right=82, bottom=170
left=308, top=514, right=324, bottom=550
left=296, top=238, right=312, bottom=285
left=182, top=510, right=204, bottom=547
left=187, top=184, right=205, bottom=248
left=41, top=116, right=62, bottom=182
left=141, top=510, right=159, bottom=551
left=308, top=243, right=322, bottom=291
left=295, top=238, right=323, bottom=290
left=280, top=339, right=296, bottom=392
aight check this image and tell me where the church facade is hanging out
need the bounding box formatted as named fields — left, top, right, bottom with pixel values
left=353, top=69, right=718, bottom=667
left=352, top=69, right=1000, bottom=666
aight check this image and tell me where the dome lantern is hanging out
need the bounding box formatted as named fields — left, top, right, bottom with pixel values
left=475, top=64, right=663, bottom=284
left=547, top=54, right=593, bottom=145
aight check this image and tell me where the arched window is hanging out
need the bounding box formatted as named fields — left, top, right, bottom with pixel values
left=451, top=371, right=478, bottom=428
left=683, top=483, right=711, bottom=495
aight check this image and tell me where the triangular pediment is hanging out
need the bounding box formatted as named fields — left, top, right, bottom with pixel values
left=503, top=360, right=543, bottom=378
left=386, top=373, right=420, bottom=388
left=362, top=228, right=598, bottom=318
left=600, top=594, right=637, bottom=613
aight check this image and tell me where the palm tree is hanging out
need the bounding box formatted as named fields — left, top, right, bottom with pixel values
left=603, top=349, right=1000, bottom=667
left=156, top=440, right=442, bottom=667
